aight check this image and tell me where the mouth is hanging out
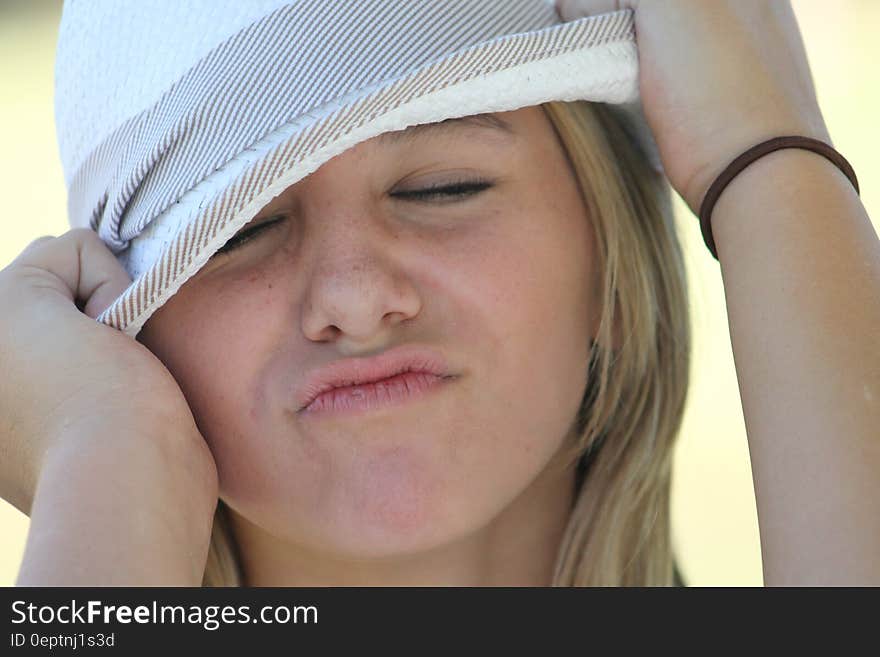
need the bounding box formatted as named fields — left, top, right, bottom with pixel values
left=295, top=344, right=454, bottom=414
left=299, top=371, right=457, bottom=419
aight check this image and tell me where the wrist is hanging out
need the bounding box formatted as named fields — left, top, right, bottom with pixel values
left=709, top=146, right=860, bottom=263
left=44, top=411, right=219, bottom=500
left=682, top=119, right=833, bottom=215
left=24, top=421, right=218, bottom=585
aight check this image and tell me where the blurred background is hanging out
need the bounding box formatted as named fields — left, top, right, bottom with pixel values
left=1, top=0, right=878, bottom=586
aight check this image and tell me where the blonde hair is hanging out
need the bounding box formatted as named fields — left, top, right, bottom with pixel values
left=201, top=99, right=691, bottom=587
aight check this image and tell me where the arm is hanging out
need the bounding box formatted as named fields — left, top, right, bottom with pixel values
left=554, top=0, right=878, bottom=585
left=16, top=421, right=218, bottom=586
left=711, top=147, right=880, bottom=586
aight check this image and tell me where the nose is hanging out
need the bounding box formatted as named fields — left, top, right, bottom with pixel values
left=298, top=201, right=423, bottom=353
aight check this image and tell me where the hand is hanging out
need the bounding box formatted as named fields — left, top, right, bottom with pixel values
left=0, top=229, right=218, bottom=515
left=555, top=0, right=832, bottom=212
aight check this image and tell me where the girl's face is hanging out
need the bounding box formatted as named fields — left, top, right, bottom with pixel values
left=138, top=105, right=601, bottom=559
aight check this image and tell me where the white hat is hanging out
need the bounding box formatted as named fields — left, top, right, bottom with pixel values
left=55, top=0, right=661, bottom=337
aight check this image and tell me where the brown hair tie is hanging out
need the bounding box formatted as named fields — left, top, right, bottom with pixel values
left=698, top=136, right=860, bottom=261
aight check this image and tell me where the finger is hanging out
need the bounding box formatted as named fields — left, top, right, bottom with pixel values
left=556, top=0, right=632, bottom=21
left=10, top=228, right=132, bottom=320
left=9, top=235, right=56, bottom=263
left=28, top=235, right=56, bottom=247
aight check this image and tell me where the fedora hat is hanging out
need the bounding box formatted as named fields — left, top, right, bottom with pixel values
left=54, top=0, right=661, bottom=336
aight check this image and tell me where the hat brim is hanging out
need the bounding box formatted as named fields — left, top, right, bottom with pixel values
left=95, top=8, right=642, bottom=336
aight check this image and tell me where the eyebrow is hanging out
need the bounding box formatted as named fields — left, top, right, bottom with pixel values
left=375, top=113, right=517, bottom=147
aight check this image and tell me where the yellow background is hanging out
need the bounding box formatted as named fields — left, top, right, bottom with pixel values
left=1, top=0, right=878, bottom=586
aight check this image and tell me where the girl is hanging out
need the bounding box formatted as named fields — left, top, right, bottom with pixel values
left=2, top=0, right=877, bottom=586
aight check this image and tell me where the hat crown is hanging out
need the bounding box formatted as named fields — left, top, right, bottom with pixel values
left=55, top=0, right=291, bottom=187
left=54, top=0, right=559, bottom=189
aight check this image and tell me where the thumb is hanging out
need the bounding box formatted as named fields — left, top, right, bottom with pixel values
left=11, top=228, right=133, bottom=320
left=74, top=230, right=133, bottom=320
left=555, top=0, right=638, bottom=22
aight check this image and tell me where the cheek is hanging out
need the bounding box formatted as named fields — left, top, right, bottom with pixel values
left=140, top=274, right=289, bottom=489
left=432, top=207, right=594, bottom=481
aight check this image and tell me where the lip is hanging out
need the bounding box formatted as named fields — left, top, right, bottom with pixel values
left=300, top=370, right=455, bottom=419
left=296, top=345, right=455, bottom=415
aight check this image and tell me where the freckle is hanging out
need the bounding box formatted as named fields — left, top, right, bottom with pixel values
left=268, top=283, right=273, bottom=290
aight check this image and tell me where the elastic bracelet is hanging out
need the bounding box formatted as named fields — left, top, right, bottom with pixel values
left=698, top=136, right=860, bottom=261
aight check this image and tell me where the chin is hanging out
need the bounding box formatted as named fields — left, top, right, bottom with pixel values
left=321, top=485, right=464, bottom=560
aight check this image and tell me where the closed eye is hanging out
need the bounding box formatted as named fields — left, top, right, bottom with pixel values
left=391, top=179, right=494, bottom=202
left=214, top=216, right=285, bottom=256
left=212, top=179, right=494, bottom=257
